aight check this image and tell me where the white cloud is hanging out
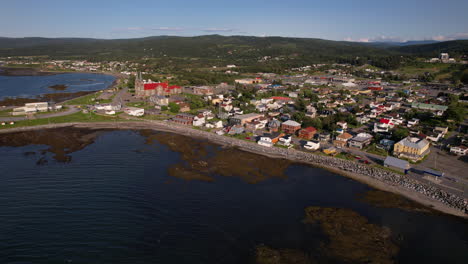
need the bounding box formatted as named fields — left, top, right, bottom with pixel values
left=345, top=32, right=468, bottom=43
left=202, top=28, right=236, bottom=33
left=113, top=27, right=185, bottom=32
left=151, top=27, right=184, bottom=32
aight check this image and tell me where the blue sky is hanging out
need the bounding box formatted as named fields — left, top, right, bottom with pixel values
left=1, top=0, right=467, bottom=42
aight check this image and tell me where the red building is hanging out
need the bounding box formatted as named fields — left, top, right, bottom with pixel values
left=368, top=86, right=383, bottom=91
left=135, top=72, right=182, bottom=97
left=281, top=120, right=301, bottom=134
left=298, top=127, right=317, bottom=140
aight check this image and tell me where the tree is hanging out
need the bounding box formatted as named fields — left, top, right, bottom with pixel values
left=302, top=117, right=322, bottom=130
left=168, top=102, right=180, bottom=113
left=393, top=128, right=409, bottom=141
left=292, top=112, right=305, bottom=123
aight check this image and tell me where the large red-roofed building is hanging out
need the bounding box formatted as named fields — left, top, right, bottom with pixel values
left=135, top=73, right=182, bottom=97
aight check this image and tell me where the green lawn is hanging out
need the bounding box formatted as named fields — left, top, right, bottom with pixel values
left=396, top=63, right=450, bottom=77
left=63, top=93, right=101, bottom=105
left=0, top=111, right=127, bottom=130
left=0, top=109, right=13, bottom=117
left=365, top=144, right=388, bottom=156
left=126, top=101, right=153, bottom=109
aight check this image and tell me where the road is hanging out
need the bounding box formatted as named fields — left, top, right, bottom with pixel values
left=315, top=142, right=468, bottom=198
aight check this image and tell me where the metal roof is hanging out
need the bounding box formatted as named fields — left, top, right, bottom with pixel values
left=384, top=156, right=410, bottom=170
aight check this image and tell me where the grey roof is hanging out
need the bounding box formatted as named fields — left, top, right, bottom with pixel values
left=384, top=156, right=410, bottom=170
left=397, top=137, right=429, bottom=150
left=282, top=120, right=301, bottom=127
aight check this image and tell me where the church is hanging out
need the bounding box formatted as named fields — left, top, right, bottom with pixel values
left=135, top=72, right=182, bottom=97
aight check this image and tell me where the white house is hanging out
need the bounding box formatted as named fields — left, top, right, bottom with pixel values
left=278, top=135, right=292, bottom=146
left=304, top=141, right=320, bottom=151
left=258, top=137, right=274, bottom=147
left=123, top=107, right=144, bottom=117
left=193, top=114, right=206, bottom=126
left=450, top=146, right=467, bottom=155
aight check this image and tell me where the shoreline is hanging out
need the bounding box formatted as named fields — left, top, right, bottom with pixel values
left=0, top=71, right=121, bottom=106
left=0, top=120, right=467, bottom=218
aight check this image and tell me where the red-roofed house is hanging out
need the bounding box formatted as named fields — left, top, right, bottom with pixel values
left=298, top=127, right=317, bottom=140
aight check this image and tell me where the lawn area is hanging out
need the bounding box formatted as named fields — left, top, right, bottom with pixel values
left=0, top=111, right=127, bottom=130
left=396, top=63, right=450, bottom=77
left=126, top=101, right=153, bottom=109
left=63, top=93, right=101, bottom=105
left=0, top=108, right=13, bottom=117
left=365, top=144, right=388, bottom=156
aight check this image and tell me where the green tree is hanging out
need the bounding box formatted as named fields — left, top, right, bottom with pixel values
left=393, top=128, right=409, bottom=141
left=168, top=102, right=180, bottom=113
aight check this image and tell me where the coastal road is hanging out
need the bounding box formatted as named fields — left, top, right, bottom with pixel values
left=315, top=142, right=468, bottom=198
left=0, top=105, right=80, bottom=122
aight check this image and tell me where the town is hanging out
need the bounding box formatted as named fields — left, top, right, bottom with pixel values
left=1, top=52, right=466, bottom=200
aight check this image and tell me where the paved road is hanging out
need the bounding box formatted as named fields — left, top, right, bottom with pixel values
left=0, top=106, right=80, bottom=122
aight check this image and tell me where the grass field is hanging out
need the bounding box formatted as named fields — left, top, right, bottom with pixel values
left=396, top=63, right=450, bottom=76
left=63, top=93, right=101, bottom=105
left=0, top=109, right=13, bottom=117
left=0, top=111, right=126, bottom=130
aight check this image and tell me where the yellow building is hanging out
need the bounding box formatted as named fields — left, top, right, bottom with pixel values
left=393, top=137, right=430, bottom=161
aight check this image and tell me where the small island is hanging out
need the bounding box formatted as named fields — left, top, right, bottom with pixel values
left=48, top=84, right=68, bottom=91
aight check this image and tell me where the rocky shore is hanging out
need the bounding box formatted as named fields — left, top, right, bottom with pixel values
left=1, top=120, right=467, bottom=216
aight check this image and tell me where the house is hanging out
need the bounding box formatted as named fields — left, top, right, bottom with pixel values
left=258, top=132, right=284, bottom=147
left=336, top=121, right=348, bottom=130
left=434, top=126, right=448, bottom=137
left=123, top=107, right=144, bottom=117
left=245, top=120, right=265, bottom=131
left=281, top=120, right=301, bottom=134
left=333, top=133, right=353, bottom=148
left=171, top=113, right=195, bottom=125
left=305, top=105, right=317, bottom=118
left=407, top=118, right=419, bottom=127
left=184, top=86, right=214, bottom=95
left=267, top=119, right=281, bottom=132
left=357, top=116, right=370, bottom=124
left=298, top=127, right=317, bottom=140
left=149, top=95, right=169, bottom=106
left=304, top=141, right=320, bottom=151
left=393, top=137, right=431, bottom=161
left=318, top=133, right=331, bottom=142
left=379, top=139, right=395, bottom=151
left=348, top=133, right=373, bottom=149
left=229, top=113, right=264, bottom=126
left=193, top=114, right=206, bottom=126
left=228, top=125, right=245, bottom=135
left=384, top=156, right=410, bottom=173
left=278, top=135, right=292, bottom=146
left=450, top=146, right=467, bottom=155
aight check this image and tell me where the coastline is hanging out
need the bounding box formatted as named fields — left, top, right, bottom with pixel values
left=0, top=70, right=121, bottom=106
left=1, top=120, right=467, bottom=218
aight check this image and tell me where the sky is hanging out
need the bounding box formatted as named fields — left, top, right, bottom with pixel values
left=1, top=0, right=468, bottom=42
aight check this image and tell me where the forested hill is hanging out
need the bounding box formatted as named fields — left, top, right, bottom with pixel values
left=391, top=40, right=468, bottom=57
left=0, top=35, right=392, bottom=61
left=0, top=35, right=466, bottom=67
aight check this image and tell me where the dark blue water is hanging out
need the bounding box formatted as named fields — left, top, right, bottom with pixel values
left=0, top=130, right=467, bottom=264
left=0, top=73, right=115, bottom=99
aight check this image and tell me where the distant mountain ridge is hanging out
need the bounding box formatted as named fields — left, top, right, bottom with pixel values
left=0, top=35, right=466, bottom=61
